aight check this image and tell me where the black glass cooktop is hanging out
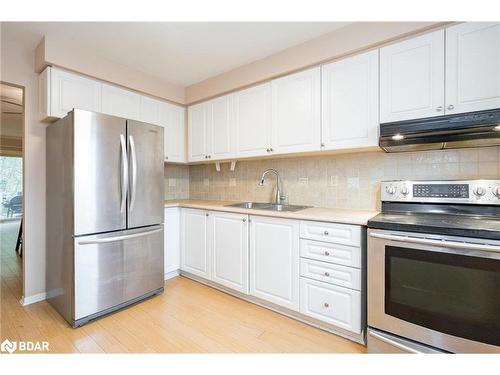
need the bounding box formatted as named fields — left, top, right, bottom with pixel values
left=368, top=211, right=500, bottom=241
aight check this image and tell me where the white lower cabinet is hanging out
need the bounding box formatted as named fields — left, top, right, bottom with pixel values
left=164, top=207, right=181, bottom=279
left=177, top=208, right=363, bottom=339
left=181, top=208, right=210, bottom=279
left=300, top=277, right=361, bottom=334
left=209, top=211, right=249, bottom=294
left=249, top=216, right=300, bottom=311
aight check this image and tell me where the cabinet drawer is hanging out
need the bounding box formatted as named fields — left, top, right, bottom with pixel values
left=300, top=277, right=361, bottom=334
left=300, top=258, right=361, bottom=290
left=300, top=220, right=360, bottom=246
left=300, top=239, right=361, bottom=268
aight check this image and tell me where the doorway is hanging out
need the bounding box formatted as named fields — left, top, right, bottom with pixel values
left=0, top=82, right=24, bottom=300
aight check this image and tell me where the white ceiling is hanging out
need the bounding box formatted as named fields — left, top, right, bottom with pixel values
left=2, top=22, right=350, bottom=86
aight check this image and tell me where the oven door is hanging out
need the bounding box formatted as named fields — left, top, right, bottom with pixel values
left=368, top=229, right=500, bottom=353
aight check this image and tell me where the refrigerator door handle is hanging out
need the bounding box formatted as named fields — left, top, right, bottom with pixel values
left=119, top=134, right=129, bottom=213
left=77, top=227, right=163, bottom=245
left=128, top=135, right=138, bottom=212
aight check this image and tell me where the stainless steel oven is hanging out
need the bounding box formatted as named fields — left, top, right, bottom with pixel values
left=367, top=180, right=500, bottom=353
left=368, top=228, right=500, bottom=353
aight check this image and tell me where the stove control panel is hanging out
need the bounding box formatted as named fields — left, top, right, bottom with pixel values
left=413, top=184, right=469, bottom=198
left=381, top=180, right=500, bottom=205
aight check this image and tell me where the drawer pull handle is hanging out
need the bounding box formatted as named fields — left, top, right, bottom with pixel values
left=323, top=302, right=329, bottom=308
left=324, top=272, right=330, bottom=277
left=324, top=251, right=330, bottom=256
left=324, top=230, right=329, bottom=236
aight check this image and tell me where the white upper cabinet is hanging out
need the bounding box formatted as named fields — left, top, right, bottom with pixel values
left=209, top=211, right=249, bottom=294
left=250, top=216, right=299, bottom=311
left=43, top=67, right=101, bottom=119
left=445, top=22, right=500, bottom=114
left=188, top=103, right=209, bottom=162
left=188, top=94, right=234, bottom=162
left=234, top=82, right=272, bottom=157
left=101, top=83, right=141, bottom=121
left=207, top=94, right=234, bottom=160
left=380, top=30, right=445, bottom=123
left=271, top=67, right=321, bottom=154
left=321, top=50, right=379, bottom=150
left=140, top=96, right=160, bottom=125
left=160, top=103, right=186, bottom=162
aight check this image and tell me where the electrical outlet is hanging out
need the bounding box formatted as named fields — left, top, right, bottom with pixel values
left=203, top=178, right=210, bottom=187
left=330, top=175, right=338, bottom=187
left=229, top=178, right=236, bottom=187
left=299, top=177, right=309, bottom=185
left=168, top=178, right=176, bottom=187
left=347, top=177, right=360, bottom=189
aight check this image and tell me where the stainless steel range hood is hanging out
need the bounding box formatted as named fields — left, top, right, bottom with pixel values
left=379, top=109, right=500, bottom=152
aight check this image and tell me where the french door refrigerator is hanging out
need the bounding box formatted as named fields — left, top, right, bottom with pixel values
left=46, top=109, right=164, bottom=327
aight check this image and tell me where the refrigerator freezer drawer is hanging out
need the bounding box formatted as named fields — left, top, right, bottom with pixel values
left=74, top=225, right=164, bottom=321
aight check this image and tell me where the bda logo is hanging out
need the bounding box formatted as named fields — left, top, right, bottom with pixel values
left=1, top=339, right=17, bottom=354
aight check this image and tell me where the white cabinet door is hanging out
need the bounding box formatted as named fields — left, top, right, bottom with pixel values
left=234, top=83, right=272, bottom=157
left=49, top=67, right=101, bottom=118
left=207, top=94, right=234, bottom=160
left=164, top=207, right=181, bottom=278
left=160, top=103, right=186, bottom=163
left=209, top=212, right=249, bottom=294
left=101, top=83, right=141, bottom=120
left=250, top=216, right=299, bottom=310
left=188, top=103, right=208, bottom=162
left=181, top=208, right=210, bottom=279
left=446, top=22, right=500, bottom=114
left=321, top=50, right=379, bottom=150
left=380, top=30, right=445, bottom=123
left=271, top=67, right=321, bottom=154
left=140, top=96, right=160, bottom=125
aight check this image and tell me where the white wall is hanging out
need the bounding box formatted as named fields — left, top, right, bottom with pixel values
left=1, top=24, right=47, bottom=300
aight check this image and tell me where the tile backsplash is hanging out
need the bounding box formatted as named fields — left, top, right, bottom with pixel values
left=185, top=147, right=500, bottom=211
left=164, top=164, right=190, bottom=200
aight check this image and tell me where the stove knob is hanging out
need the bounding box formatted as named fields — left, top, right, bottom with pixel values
left=400, top=186, right=410, bottom=196
left=493, top=186, right=500, bottom=198
left=385, top=185, right=397, bottom=195
left=473, top=186, right=486, bottom=197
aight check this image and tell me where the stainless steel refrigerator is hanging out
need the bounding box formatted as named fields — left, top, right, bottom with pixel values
left=46, top=109, right=164, bottom=327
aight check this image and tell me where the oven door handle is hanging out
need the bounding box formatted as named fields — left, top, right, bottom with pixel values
left=369, top=232, right=500, bottom=253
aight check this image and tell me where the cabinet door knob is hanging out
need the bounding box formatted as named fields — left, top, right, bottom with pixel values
left=447, top=104, right=455, bottom=110
left=323, top=302, right=329, bottom=308
left=269, top=148, right=273, bottom=152
left=324, top=230, right=329, bottom=236
left=436, top=106, right=443, bottom=112
left=242, top=218, right=246, bottom=222
left=324, top=272, right=330, bottom=277
left=208, top=155, right=211, bottom=159
left=266, top=148, right=270, bottom=152
left=324, top=251, right=330, bottom=256
left=205, top=213, right=209, bottom=217
left=165, top=156, right=168, bottom=160
left=320, top=142, right=325, bottom=147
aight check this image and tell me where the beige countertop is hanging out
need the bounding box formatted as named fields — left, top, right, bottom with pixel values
left=164, top=199, right=378, bottom=226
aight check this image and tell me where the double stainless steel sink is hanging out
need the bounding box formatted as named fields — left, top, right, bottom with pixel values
left=225, top=202, right=311, bottom=212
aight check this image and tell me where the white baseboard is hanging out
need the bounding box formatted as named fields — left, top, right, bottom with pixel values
left=165, top=269, right=180, bottom=280
left=20, top=292, right=47, bottom=306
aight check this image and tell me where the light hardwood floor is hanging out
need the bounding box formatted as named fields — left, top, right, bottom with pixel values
left=0, top=221, right=365, bottom=354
